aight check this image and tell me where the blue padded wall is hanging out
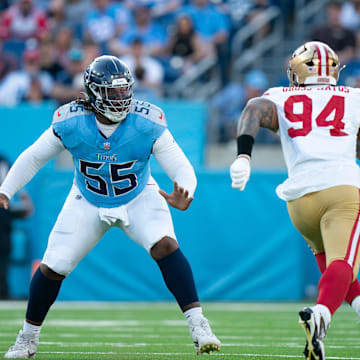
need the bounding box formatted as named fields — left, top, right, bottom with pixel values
left=0, top=103, right=321, bottom=300
left=11, top=169, right=317, bottom=301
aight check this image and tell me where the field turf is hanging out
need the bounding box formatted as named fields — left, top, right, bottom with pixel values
left=0, top=302, right=359, bottom=359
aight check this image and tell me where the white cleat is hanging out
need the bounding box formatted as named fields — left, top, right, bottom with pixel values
left=298, top=307, right=329, bottom=360
left=188, top=316, right=221, bottom=355
left=4, top=330, right=38, bottom=359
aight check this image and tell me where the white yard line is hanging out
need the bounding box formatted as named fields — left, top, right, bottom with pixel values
left=0, top=301, right=355, bottom=313
left=2, top=332, right=359, bottom=342
left=0, top=340, right=354, bottom=349
left=0, top=319, right=186, bottom=326
left=22, top=352, right=360, bottom=359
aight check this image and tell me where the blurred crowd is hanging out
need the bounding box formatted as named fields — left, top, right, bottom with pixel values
left=2, top=0, right=360, bottom=144
left=310, top=0, right=360, bottom=88
left=209, top=0, right=360, bottom=143
left=0, top=0, right=280, bottom=105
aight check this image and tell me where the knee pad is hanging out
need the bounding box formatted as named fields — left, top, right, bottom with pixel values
left=42, top=252, right=74, bottom=277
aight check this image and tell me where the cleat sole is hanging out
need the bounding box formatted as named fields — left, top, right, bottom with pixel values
left=199, top=343, right=221, bottom=355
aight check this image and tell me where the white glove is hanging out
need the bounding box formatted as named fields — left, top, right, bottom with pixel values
left=230, top=155, right=251, bottom=191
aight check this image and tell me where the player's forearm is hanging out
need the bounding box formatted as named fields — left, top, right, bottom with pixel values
left=170, top=163, right=197, bottom=197
left=0, top=128, right=64, bottom=199
left=156, top=152, right=197, bottom=198
left=153, top=130, right=197, bottom=197
left=236, top=98, right=278, bottom=157
left=237, top=102, right=261, bottom=138
left=235, top=101, right=260, bottom=157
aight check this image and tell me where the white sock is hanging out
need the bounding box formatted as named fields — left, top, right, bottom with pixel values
left=23, top=321, right=41, bottom=336
left=184, top=307, right=203, bottom=325
left=351, top=295, right=360, bottom=314
left=313, top=304, right=331, bottom=327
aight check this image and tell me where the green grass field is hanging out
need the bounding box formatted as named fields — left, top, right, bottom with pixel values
left=0, top=302, right=359, bottom=360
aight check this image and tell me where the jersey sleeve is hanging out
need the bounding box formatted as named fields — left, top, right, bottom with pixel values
left=151, top=104, right=167, bottom=141
left=148, top=103, right=167, bottom=128
left=131, top=99, right=167, bottom=141
left=0, top=128, right=64, bottom=200
left=131, top=99, right=167, bottom=126
left=152, top=129, right=197, bottom=197
left=52, top=103, right=71, bottom=141
left=51, top=102, right=84, bottom=149
left=261, top=87, right=283, bottom=101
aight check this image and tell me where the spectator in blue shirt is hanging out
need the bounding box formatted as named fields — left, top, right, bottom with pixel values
left=84, top=0, right=130, bottom=53
left=208, top=70, right=272, bottom=144
left=145, top=0, right=184, bottom=28
left=125, top=0, right=183, bottom=26
left=179, top=0, right=230, bottom=84
left=180, top=0, right=229, bottom=47
left=110, top=5, right=167, bottom=57
left=65, top=0, right=92, bottom=40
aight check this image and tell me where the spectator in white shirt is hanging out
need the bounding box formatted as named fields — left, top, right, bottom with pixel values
left=0, top=48, right=53, bottom=106
left=121, top=37, right=164, bottom=99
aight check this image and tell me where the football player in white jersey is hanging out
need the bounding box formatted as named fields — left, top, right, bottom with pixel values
left=230, top=41, right=360, bottom=360
left=0, top=55, right=220, bottom=358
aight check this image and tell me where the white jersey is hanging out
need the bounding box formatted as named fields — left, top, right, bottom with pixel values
left=262, top=85, right=360, bottom=201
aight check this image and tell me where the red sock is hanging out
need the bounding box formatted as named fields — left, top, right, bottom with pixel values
left=315, top=253, right=326, bottom=273
left=316, top=260, right=352, bottom=315
left=345, top=279, right=360, bottom=305
left=315, top=253, right=360, bottom=306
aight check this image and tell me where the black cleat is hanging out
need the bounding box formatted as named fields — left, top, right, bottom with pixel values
left=299, top=307, right=326, bottom=360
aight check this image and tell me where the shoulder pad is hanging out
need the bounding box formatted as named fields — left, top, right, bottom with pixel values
left=262, top=87, right=283, bottom=97
left=52, top=101, right=91, bottom=125
left=130, top=99, right=167, bottom=127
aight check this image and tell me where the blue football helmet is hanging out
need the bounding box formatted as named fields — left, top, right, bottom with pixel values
left=84, top=55, right=134, bottom=122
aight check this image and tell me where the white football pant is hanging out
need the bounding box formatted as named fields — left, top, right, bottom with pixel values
left=42, top=177, right=177, bottom=276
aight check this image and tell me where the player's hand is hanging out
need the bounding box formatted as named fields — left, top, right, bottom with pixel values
left=230, top=155, right=251, bottom=191
left=0, top=193, right=9, bottom=210
left=159, top=181, right=194, bottom=211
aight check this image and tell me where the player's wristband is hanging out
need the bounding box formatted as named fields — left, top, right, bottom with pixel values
left=236, top=134, right=254, bottom=156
